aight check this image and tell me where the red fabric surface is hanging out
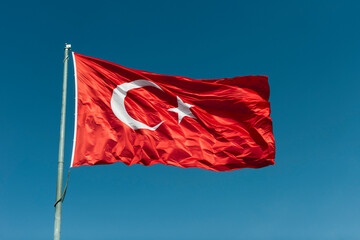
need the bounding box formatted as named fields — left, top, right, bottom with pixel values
left=71, top=52, right=275, bottom=171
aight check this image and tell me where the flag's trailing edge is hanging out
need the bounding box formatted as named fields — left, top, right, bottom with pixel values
left=71, top=52, right=275, bottom=171
left=70, top=52, right=79, bottom=168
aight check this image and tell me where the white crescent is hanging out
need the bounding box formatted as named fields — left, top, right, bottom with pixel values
left=111, top=79, right=164, bottom=131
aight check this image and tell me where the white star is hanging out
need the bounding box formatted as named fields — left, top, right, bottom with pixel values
left=167, top=96, right=196, bottom=124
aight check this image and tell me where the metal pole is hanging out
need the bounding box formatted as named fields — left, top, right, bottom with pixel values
left=54, top=43, right=71, bottom=240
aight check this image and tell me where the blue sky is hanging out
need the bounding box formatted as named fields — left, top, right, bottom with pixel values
left=1, top=0, right=359, bottom=239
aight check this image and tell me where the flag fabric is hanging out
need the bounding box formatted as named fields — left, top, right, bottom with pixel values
left=71, top=52, right=275, bottom=171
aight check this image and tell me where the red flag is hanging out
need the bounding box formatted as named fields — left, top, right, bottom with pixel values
left=71, top=53, right=275, bottom=171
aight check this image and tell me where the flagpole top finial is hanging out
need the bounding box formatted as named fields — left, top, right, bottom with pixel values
left=65, top=43, right=71, bottom=49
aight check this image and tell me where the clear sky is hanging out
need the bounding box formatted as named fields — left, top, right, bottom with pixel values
left=1, top=0, right=359, bottom=239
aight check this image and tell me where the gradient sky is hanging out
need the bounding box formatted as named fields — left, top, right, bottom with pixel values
left=1, top=1, right=359, bottom=239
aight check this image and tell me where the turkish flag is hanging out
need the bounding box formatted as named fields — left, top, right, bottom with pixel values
left=71, top=52, right=275, bottom=171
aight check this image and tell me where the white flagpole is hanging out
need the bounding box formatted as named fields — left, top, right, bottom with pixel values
left=54, top=43, right=71, bottom=240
